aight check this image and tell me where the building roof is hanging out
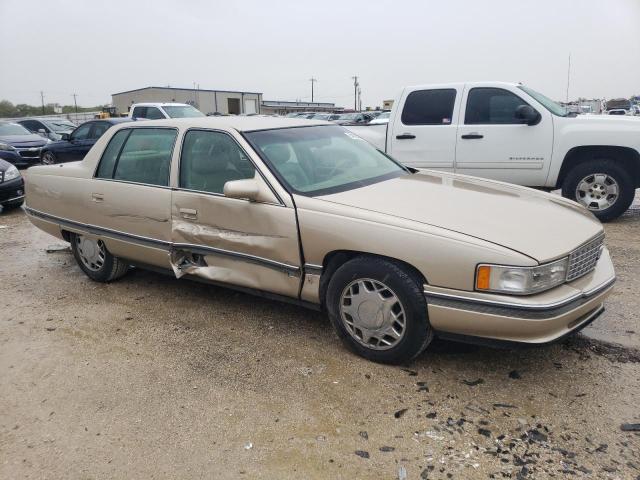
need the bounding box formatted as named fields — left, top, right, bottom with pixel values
left=112, top=86, right=263, bottom=96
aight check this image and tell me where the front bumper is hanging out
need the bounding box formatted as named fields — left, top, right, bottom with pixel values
left=424, top=248, right=616, bottom=345
left=0, top=148, right=42, bottom=167
left=0, top=177, right=25, bottom=205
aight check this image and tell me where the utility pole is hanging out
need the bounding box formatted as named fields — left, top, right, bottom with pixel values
left=40, top=91, right=45, bottom=114
left=566, top=53, right=571, bottom=103
left=309, top=77, right=317, bottom=103
left=72, top=93, right=78, bottom=114
left=358, top=87, right=362, bottom=111
left=352, top=76, right=359, bottom=111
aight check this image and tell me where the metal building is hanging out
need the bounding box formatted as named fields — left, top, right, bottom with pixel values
left=112, top=86, right=263, bottom=116
left=260, top=100, right=340, bottom=116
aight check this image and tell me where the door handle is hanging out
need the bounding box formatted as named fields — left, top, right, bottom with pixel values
left=461, top=133, right=484, bottom=139
left=91, top=193, right=104, bottom=202
left=179, top=208, right=198, bottom=220
left=396, top=133, right=416, bottom=140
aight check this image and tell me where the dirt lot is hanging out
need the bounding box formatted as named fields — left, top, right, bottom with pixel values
left=1, top=203, right=639, bottom=480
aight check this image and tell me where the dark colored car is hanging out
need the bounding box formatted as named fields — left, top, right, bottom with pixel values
left=0, top=158, right=25, bottom=211
left=17, top=118, right=76, bottom=141
left=0, top=121, right=50, bottom=167
left=40, top=118, right=131, bottom=164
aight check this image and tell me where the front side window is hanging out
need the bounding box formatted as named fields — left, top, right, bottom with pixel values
left=180, top=130, right=255, bottom=194
left=95, top=128, right=176, bottom=186
left=72, top=123, right=92, bottom=140
left=401, top=89, right=456, bottom=125
left=246, top=125, right=407, bottom=196
left=91, top=122, right=111, bottom=139
left=465, top=88, right=530, bottom=124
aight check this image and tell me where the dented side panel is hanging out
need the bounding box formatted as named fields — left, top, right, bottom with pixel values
left=170, top=189, right=302, bottom=297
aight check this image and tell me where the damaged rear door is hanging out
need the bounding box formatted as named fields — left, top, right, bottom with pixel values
left=170, top=128, right=302, bottom=297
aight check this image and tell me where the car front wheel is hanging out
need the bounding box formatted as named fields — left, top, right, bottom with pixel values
left=70, top=232, right=129, bottom=282
left=41, top=151, right=57, bottom=165
left=326, top=256, right=433, bottom=364
left=562, top=159, right=635, bottom=222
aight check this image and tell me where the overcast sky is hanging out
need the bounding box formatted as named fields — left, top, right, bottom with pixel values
left=1, top=0, right=639, bottom=108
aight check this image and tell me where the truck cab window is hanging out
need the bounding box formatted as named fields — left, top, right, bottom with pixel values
left=401, top=89, right=456, bottom=125
left=465, top=88, right=530, bottom=124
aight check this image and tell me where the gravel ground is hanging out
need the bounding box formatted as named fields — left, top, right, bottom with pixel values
left=1, top=203, right=639, bottom=480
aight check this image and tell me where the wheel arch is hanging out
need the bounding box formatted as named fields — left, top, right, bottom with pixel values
left=317, top=250, right=428, bottom=309
left=557, top=145, right=640, bottom=188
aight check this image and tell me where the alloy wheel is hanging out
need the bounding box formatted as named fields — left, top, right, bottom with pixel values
left=75, top=235, right=106, bottom=271
left=575, top=173, right=619, bottom=211
left=339, top=278, right=406, bottom=350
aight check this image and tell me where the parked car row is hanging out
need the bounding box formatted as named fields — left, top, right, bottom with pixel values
left=286, top=110, right=391, bottom=125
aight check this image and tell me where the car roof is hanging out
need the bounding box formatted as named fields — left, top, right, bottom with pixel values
left=131, top=102, right=193, bottom=107
left=125, top=116, right=331, bottom=132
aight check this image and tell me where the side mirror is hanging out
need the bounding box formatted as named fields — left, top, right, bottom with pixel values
left=223, top=177, right=278, bottom=204
left=61, top=133, right=71, bottom=141
left=37, top=128, right=47, bottom=134
left=515, top=105, right=541, bottom=126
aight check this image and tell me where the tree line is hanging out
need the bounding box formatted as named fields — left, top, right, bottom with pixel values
left=0, top=100, right=106, bottom=118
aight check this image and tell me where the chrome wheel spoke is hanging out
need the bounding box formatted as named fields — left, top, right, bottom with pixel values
left=76, top=235, right=106, bottom=272
left=575, top=173, right=619, bottom=211
left=339, top=277, right=406, bottom=351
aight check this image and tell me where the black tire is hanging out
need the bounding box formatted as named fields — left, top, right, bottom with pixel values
left=70, top=232, right=129, bottom=282
left=561, top=159, right=635, bottom=222
left=2, top=199, right=24, bottom=210
left=325, top=256, right=433, bottom=364
left=41, top=151, right=57, bottom=165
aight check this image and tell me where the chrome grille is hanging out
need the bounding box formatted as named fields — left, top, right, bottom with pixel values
left=566, top=235, right=604, bottom=281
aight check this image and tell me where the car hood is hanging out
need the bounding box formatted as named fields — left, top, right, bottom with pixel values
left=316, top=171, right=603, bottom=263
left=0, top=134, right=48, bottom=147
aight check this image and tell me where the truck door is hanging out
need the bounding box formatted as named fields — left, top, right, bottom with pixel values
left=455, top=85, right=553, bottom=186
left=387, top=85, right=462, bottom=171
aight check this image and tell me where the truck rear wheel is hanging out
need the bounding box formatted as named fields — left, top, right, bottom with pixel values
left=562, top=159, right=635, bottom=222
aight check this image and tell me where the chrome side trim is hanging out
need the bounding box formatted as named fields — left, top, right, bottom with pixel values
left=424, top=276, right=616, bottom=312
left=25, top=207, right=300, bottom=275
left=304, top=263, right=323, bottom=275
left=174, top=242, right=300, bottom=275
left=25, top=207, right=171, bottom=249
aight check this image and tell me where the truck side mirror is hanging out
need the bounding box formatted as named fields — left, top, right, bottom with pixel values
left=515, top=105, right=541, bottom=126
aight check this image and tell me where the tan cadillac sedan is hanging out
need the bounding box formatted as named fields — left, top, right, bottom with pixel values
left=24, top=117, right=615, bottom=364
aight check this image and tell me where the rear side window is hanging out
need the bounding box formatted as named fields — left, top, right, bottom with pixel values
left=96, top=128, right=177, bottom=186
left=96, top=129, right=129, bottom=179
left=91, top=122, right=111, bottom=139
left=401, top=89, right=456, bottom=125
left=144, top=107, right=165, bottom=120
left=465, top=88, right=529, bottom=124
left=131, top=106, right=145, bottom=119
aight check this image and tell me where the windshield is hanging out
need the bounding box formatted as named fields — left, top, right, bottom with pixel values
left=518, top=86, right=567, bottom=117
left=245, top=125, right=407, bottom=196
left=47, top=120, right=76, bottom=132
left=0, top=122, right=32, bottom=136
left=339, top=113, right=358, bottom=120
left=377, top=112, right=390, bottom=119
left=162, top=105, right=205, bottom=118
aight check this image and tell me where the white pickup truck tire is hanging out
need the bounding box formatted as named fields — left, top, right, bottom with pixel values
left=561, top=159, right=635, bottom=222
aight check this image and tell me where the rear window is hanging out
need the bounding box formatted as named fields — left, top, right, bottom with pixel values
left=401, top=89, right=456, bottom=125
left=95, top=128, right=177, bottom=186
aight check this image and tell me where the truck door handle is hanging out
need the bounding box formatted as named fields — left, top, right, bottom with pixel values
left=179, top=208, right=198, bottom=220
left=91, top=193, right=104, bottom=202
left=396, top=133, right=416, bottom=140
left=461, top=133, right=484, bottom=139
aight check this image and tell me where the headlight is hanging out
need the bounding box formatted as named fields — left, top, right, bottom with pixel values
left=3, top=165, right=21, bottom=181
left=476, top=257, right=568, bottom=295
left=0, top=142, right=16, bottom=151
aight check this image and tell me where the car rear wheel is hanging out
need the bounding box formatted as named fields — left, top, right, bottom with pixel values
left=562, top=159, right=635, bottom=222
left=326, top=256, right=433, bottom=364
left=41, top=151, right=57, bottom=165
left=70, top=232, right=129, bottom=282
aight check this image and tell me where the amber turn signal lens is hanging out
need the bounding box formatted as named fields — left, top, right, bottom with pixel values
left=476, top=266, right=491, bottom=290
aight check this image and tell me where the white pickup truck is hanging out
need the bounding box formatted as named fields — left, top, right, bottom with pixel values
left=345, top=82, right=640, bottom=221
